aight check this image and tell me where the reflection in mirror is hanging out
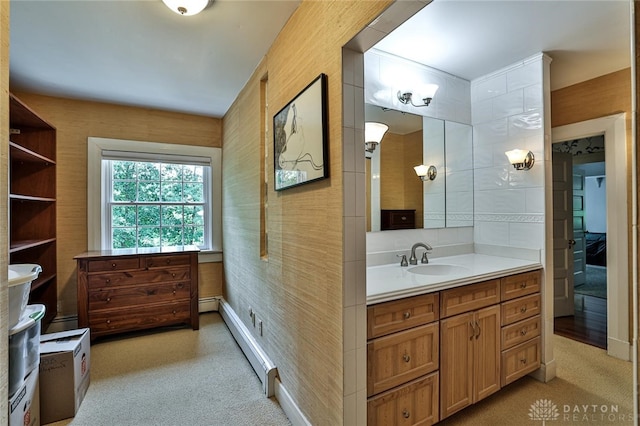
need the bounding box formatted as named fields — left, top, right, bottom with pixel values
left=365, top=104, right=473, bottom=231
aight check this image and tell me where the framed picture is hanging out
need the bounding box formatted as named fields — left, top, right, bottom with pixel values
left=273, top=73, right=328, bottom=191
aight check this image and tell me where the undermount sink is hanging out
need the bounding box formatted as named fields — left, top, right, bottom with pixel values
left=407, top=264, right=469, bottom=276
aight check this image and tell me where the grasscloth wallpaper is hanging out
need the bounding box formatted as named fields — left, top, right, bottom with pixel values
left=10, top=93, right=224, bottom=317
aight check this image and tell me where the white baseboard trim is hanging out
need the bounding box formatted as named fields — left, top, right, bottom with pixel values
left=607, top=337, right=632, bottom=361
left=199, top=296, right=220, bottom=313
left=218, top=298, right=277, bottom=397
left=530, top=359, right=557, bottom=383
left=274, top=377, right=311, bottom=426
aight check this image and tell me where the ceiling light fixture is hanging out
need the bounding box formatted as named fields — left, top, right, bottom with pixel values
left=162, top=0, right=212, bottom=16
left=505, top=149, right=535, bottom=170
left=397, top=84, right=439, bottom=108
left=365, top=122, right=389, bottom=155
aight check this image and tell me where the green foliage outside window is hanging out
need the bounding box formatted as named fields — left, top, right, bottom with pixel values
left=110, top=160, right=206, bottom=249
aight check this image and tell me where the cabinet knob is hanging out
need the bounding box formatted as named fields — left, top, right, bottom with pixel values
left=172, top=310, right=177, bottom=315
left=166, top=259, right=171, bottom=264
left=106, top=319, right=111, bottom=324
left=172, top=290, right=176, bottom=295
left=111, top=263, right=117, bottom=268
left=106, top=279, right=111, bottom=284
left=520, top=328, right=527, bottom=336
left=520, top=306, right=527, bottom=313
left=403, top=311, right=411, bottom=320
left=172, top=273, right=176, bottom=278
left=520, top=358, right=527, bottom=364
left=401, top=216, right=407, bottom=221
left=402, top=353, right=411, bottom=363
left=402, top=410, right=410, bottom=419
left=106, top=297, right=111, bottom=303
left=520, top=282, right=527, bottom=288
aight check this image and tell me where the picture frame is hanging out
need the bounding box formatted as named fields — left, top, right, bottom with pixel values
left=273, top=73, right=328, bottom=191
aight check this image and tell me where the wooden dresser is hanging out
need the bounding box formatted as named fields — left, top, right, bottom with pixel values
left=75, top=246, right=199, bottom=340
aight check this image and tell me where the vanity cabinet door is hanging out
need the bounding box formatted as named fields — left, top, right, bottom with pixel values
left=440, top=305, right=500, bottom=420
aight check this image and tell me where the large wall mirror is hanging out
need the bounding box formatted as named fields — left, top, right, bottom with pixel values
left=365, top=103, right=473, bottom=231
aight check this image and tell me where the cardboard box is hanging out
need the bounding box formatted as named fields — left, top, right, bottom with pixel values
left=39, top=328, right=91, bottom=424
left=9, top=369, right=40, bottom=426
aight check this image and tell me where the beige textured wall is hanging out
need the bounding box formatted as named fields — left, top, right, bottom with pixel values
left=222, top=1, right=390, bottom=424
left=1, top=1, right=10, bottom=418
left=10, top=93, right=224, bottom=317
left=550, top=68, right=633, bottom=339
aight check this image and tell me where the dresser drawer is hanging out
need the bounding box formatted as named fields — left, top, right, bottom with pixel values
left=88, top=281, right=191, bottom=310
left=367, top=322, right=439, bottom=396
left=87, top=257, right=140, bottom=272
left=501, top=293, right=541, bottom=326
left=87, top=266, right=191, bottom=289
left=501, top=270, right=541, bottom=301
left=440, top=280, right=500, bottom=318
left=145, top=254, right=192, bottom=269
left=501, top=315, right=541, bottom=350
left=501, top=336, right=541, bottom=386
left=368, top=293, right=439, bottom=339
left=89, top=301, right=191, bottom=335
left=368, top=372, right=439, bottom=426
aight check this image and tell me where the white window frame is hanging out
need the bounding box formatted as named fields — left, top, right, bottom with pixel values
left=88, top=137, right=222, bottom=262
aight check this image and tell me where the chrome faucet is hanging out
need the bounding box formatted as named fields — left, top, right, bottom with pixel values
left=409, top=242, right=432, bottom=265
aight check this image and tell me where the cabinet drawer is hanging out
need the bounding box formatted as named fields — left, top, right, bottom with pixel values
left=145, top=254, right=191, bottom=269
left=501, top=293, right=541, bottom=326
left=501, top=315, right=541, bottom=350
left=87, top=257, right=140, bottom=272
left=440, top=280, right=500, bottom=318
left=89, top=301, right=191, bottom=335
left=367, top=372, right=439, bottom=426
left=368, top=322, right=439, bottom=396
left=87, top=266, right=191, bottom=289
left=501, top=336, right=541, bottom=386
left=501, top=270, right=541, bottom=301
left=88, top=282, right=191, bottom=310
left=368, top=293, right=439, bottom=339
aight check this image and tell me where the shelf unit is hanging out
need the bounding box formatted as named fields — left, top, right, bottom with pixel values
left=9, top=93, right=57, bottom=327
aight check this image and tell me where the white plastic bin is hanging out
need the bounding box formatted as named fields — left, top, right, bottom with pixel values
left=9, top=304, right=45, bottom=397
left=8, top=264, right=42, bottom=329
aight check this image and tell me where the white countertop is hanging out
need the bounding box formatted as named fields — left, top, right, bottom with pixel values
left=367, top=253, right=542, bottom=305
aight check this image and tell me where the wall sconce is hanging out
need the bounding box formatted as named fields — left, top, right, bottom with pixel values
left=397, top=84, right=439, bottom=108
left=505, top=149, right=535, bottom=170
left=414, top=164, right=437, bottom=181
left=365, top=122, right=389, bottom=155
left=162, top=0, right=212, bottom=16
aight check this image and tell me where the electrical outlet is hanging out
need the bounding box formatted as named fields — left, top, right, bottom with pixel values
left=257, top=319, right=263, bottom=336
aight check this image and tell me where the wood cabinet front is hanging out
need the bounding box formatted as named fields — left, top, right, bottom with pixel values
left=368, top=373, right=439, bottom=426
left=76, top=248, right=199, bottom=340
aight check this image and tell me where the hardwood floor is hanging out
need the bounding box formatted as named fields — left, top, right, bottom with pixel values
left=554, top=293, right=607, bottom=349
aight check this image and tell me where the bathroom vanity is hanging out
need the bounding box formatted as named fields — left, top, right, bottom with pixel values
left=366, top=254, right=542, bottom=425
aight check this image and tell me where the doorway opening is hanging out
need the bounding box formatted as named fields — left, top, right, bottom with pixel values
left=550, top=114, right=630, bottom=360
left=552, top=135, right=607, bottom=349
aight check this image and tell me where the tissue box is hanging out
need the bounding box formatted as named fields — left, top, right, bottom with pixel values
left=39, top=328, right=90, bottom=424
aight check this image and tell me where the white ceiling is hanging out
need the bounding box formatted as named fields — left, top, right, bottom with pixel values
left=9, top=1, right=631, bottom=119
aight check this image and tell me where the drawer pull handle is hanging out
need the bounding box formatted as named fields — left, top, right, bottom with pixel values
left=520, top=358, right=527, bottom=364
left=403, top=311, right=411, bottom=320
left=106, top=297, right=111, bottom=303
left=520, top=282, right=527, bottom=288
left=172, top=310, right=177, bottom=315
left=475, top=321, right=481, bottom=339
left=402, top=354, right=411, bottom=363
left=402, top=410, right=410, bottom=419
left=401, top=216, right=407, bottom=220
left=520, top=306, right=527, bottom=313
left=166, top=259, right=171, bottom=264
left=173, top=290, right=176, bottom=295
left=111, top=263, right=116, bottom=268
left=172, top=273, right=176, bottom=278
left=520, top=328, right=527, bottom=336
left=106, top=319, right=111, bottom=324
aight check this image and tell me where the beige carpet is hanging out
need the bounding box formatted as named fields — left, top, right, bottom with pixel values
left=45, top=314, right=633, bottom=426
left=45, top=312, right=291, bottom=426
left=439, top=334, right=634, bottom=425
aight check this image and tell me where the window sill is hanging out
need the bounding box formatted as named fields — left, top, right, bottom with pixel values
left=199, top=251, right=223, bottom=263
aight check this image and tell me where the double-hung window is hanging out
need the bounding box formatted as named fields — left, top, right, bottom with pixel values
left=88, top=137, right=221, bottom=257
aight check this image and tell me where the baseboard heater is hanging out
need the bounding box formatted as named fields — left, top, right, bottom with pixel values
left=218, top=299, right=277, bottom=397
